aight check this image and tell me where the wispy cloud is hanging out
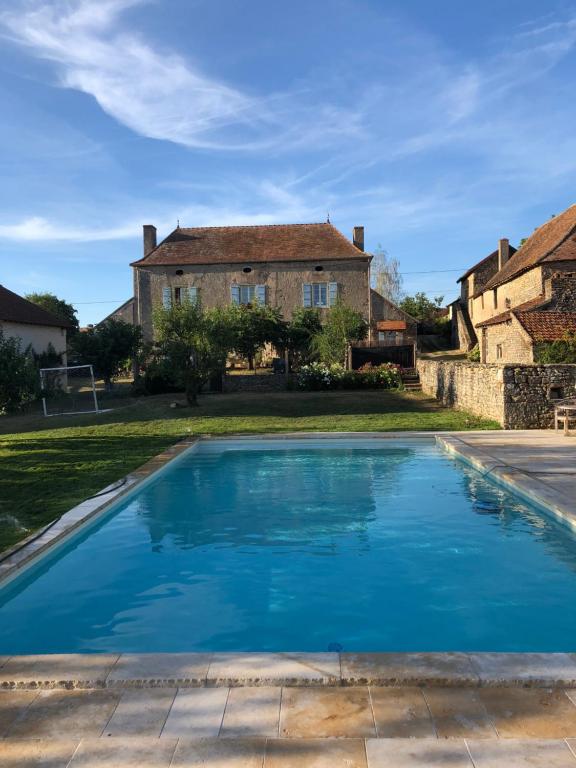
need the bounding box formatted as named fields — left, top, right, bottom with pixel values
left=0, top=0, right=363, bottom=151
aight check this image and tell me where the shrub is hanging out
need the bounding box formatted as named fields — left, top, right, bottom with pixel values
left=467, top=344, right=480, bottom=362
left=0, top=331, right=39, bottom=414
left=535, top=333, right=576, bottom=364
left=297, top=362, right=402, bottom=391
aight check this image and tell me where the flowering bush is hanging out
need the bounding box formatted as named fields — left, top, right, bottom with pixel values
left=297, top=362, right=402, bottom=391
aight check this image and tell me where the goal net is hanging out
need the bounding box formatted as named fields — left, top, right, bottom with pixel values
left=40, top=364, right=100, bottom=416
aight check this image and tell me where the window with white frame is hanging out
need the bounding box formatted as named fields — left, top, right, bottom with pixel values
left=303, top=282, right=338, bottom=308
left=231, top=284, right=266, bottom=305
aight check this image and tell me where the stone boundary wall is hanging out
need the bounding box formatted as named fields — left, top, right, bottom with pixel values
left=417, top=359, right=576, bottom=428
left=222, top=374, right=290, bottom=393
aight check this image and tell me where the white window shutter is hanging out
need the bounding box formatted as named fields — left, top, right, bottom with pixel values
left=231, top=285, right=240, bottom=304
left=303, top=283, right=312, bottom=307
left=188, top=286, right=198, bottom=304
left=256, top=285, right=266, bottom=304
left=328, top=282, right=338, bottom=307
left=162, top=287, right=172, bottom=309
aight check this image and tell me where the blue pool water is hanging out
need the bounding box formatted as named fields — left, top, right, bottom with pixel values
left=1, top=438, right=576, bottom=653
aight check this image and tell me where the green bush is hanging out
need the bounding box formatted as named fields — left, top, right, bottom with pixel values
left=0, top=331, right=39, bottom=414
left=467, top=344, right=480, bottom=362
left=297, top=362, right=402, bottom=391
left=535, top=333, right=576, bottom=364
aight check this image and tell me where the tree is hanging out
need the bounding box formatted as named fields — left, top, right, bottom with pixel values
left=312, top=302, right=368, bottom=367
left=153, top=301, right=236, bottom=406
left=0, top=331, right=38, bottom=413
left=72, top=319, right=142, bottom=389
left=399, top=292, right=444, bottom=323
left=371, top=246, right=403, bottom=304
left=25, top=292, right=79, bottom=335
left=284, top=308, right=323, bottom=367
left=230, top=303, right=286, bottom=370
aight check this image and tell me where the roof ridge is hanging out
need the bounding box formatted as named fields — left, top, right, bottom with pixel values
left=178, top=222, right=329, bottom=231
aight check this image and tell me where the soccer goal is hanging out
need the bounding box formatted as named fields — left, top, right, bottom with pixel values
left=40, top=364, right=100, bottom=417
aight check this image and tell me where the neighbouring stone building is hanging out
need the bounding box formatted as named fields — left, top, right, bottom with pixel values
left=111, top=222, right=415, bottom=350
left=451, top=204, right=576, bottom=363
left=0, top=284, right=70, bottom=363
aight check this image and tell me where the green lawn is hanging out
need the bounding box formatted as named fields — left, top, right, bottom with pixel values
left=0, top=390, right=499, bottom=552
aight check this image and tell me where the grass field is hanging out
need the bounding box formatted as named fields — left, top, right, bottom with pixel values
left=0, top=390, right=499, bottom=552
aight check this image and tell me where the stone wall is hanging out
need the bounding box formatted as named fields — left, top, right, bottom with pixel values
left=222, top=374, right=290, bottom=393
left=417, top=358, right=576, bottom=428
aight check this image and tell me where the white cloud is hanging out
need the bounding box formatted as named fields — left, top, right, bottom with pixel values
left=0, top=0, right=362, bottom=151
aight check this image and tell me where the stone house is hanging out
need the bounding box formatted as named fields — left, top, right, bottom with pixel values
left=451, top=204, right=576, bottom=363
left=123, top=222, right=414, bottom=351
left=0, top=284, right=70, bottom=364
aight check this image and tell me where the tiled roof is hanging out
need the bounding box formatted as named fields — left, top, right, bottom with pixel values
left=131, top=223, right=367, bottom=267
left=483, top=204, right=576, bottom=291
left=515, top=311, right=576, bottom=341
left=0, top=285, right=72, bottom=328
left=457, top=246, right=516, bottom=284
left=475, top=295, right=550, bottom=327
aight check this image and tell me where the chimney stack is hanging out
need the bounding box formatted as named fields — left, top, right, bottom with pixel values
left=353, top=226, right=364, bottom=252
left=498, top=238, right=509, bottom=271
left=143, top=224, right=157, bottom=256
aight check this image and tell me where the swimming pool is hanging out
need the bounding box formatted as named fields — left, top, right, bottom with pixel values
left=1, top=437, right=575, bottom=654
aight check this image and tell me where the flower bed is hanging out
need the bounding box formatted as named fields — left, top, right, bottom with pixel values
left=296, top=362, right=403, bottom=391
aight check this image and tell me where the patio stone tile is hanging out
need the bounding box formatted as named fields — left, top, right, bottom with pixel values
left=220, top=686, right=281, bottom=737
left=102, top=688, right=177, bottom=737
left=172, top=738, right=266, bottom=767
left=0, top=657, right=10, bottom=668
left=265, top=738, right=367, bottom=767
left=161, top=687, right=229, bottom=738
left=0, top=690, right=39, bottom=736
left=0, top=654, right=119, bottom=689
left=0, top=739, right=79, bottom=768
left=207, top=653, right=340, bottom=686
left=422, top=688, right=497, bottom=738
left=279, top=687, right=376, bottom=738
left=340, top=653, right=478, bottom=686
left=369, top=687, right=435, bottom=738
left=68, top=737, right=177, bottom=767
left=467, top=738, right=576, bottom=767
left=5, top=689, right=121, bottom=738
left=470, top=653, right=576, bottom=686
left=479, top=688, right=576, bottom=738
left=106, top=653, right=212, bottom=687
left=365, top=738, right=472, bottom=767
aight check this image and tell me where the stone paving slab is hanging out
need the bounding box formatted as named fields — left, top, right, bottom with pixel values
left=0, top=738, right=79, bottom=768
left=470, top=653, right=576, bottom=687
left=279, top=687, right=376, bottom=739
left=478, top=688, right=576, bottom=739
left=340, top=652, right=479, bottom=686
left=0, top=654, right=120, bottom=689
left=107, top=653, right=212, bottom=688
left=206, top=652, right=340, bottom=687
left=266, top=738, right=368, bottom=767
left=422, top=687, right=496, bottom=739
left=161, top=687, right=229, bottom=739
left=369, top=687, right=435, bottom=738
left=103, top=688, right=176, bottom=737
left=365, top=738, right=472, bottom=767
left=221, top=686, right=282, bottom=738
left=467, top=738, right=576, bottom=768
left=172, top=737, right=265, bottom=767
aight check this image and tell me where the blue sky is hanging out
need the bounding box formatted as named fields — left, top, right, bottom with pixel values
left=1, top=0, right=576, bottom=325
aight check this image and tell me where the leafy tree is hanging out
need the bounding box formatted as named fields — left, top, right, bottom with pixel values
left=535, top=332, right=576, bottom=364
left=0, top=331, right=38, bottom=413
left=284, top=308, right=322, bottom=366
left=312, top=302, right=368, bottom=367
left=230, top=303, right=286, bottom=370
left=72, top=319, right=142, bottom=388
left=399, top=292, right=444, bottom=323
left=371, top=246, right=403, bottom=304
left=25, top=292, right=79, bottom=335
left=153, top=301, right=236, bottom=406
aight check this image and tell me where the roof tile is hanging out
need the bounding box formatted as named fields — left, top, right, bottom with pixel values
left=0, top=285, right=72, bottom=328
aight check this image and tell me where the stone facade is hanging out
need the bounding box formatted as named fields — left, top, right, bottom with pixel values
left=480, top=317, right=534, bottom=364
left=135, top=259, right=371, bottom=341
left=98, top=298, right=134, bottom=326
left=417, top=358, right=576, bottom=428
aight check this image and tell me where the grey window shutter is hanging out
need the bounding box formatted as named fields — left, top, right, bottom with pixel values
left=231, top=285, right=240, bottom=304
left=328, top=282, right=338, bottom=307
left=162, top=286, right=172, bottom=309
left=188, top=286, right=198, bottom=304
left=256, top=285, right=266, bottom=304
left=303, top=283, right=312, bottom=307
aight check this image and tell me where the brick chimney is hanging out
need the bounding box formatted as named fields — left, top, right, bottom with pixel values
left=498, top=238, right=509, bottom=271
left=353, top=226, right=364, bottom=251
left=143, top=224, right=157, bottom=257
